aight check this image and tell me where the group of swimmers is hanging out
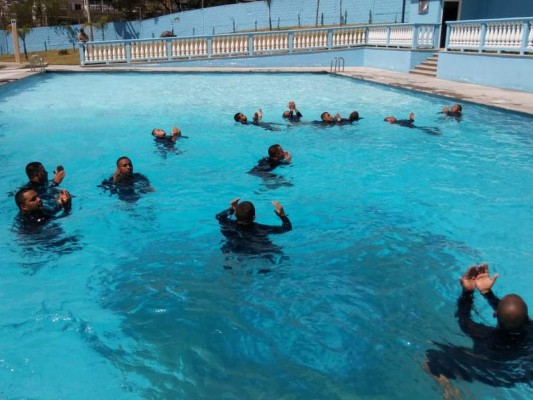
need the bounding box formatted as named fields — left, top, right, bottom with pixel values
left=11, top=98, right=532, bottom=396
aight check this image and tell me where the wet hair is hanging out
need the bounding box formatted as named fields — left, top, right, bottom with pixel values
left=235, top=201, right=255, bottom=224
left=455, top=104, right=463, bottom=111
left=497, top=294, right=529, bottom=332
left=282, top=111, right=291, bottom=118
left=234, top=113, right=243, bottom=122
left=25, top=161, right=44, bottom=179
left=15, top=187, right=34, bottom=209
left=268, top=144, right=282, bottom=160
left=320, top=112, right=329, bottom=120
left=116, top=156, right=131, bottom=166
left=151, top=128, right=158, bottom=136
left=349, top=111, right=359, bottom=121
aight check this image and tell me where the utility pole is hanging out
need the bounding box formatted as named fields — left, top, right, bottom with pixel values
left=11, top=19, right=20, bottom=63
left=84, top=0, right=93, bottom=41
left=315, top=0, right=320, bottom=27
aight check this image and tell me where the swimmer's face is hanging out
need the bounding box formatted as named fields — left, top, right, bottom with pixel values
left=20, top=190, right=43, bottom=213
left=321, top=112, right=334, bottom=122
left=238, top=113, right=247, bottom=123
left=117, top=158, right=133, bottom=175
left=288, top=101, right=295, bottom=110
left=282, top=111, right=291, bottom=118
left=152, top=128, right=166, bottom=137
left=384, top=116, right=397, bottom=123
left=451, top=104, right=461, bottom=113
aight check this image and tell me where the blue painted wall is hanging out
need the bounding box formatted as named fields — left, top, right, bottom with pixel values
left=145, top=47, right=433, bottom=73
left=461, top=0, right=533, bottom=20
left=0, top=0, right=409, bottom=54
left=438, top=52, right=533, bottom=92
left=408, top=0, right=443, bottom=24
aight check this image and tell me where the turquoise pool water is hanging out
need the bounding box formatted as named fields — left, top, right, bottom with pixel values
left=1, top=72, right=532, bottom=399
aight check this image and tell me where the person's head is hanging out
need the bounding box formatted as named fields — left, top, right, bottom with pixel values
left=321, top=112, right=334, bottom=122
left=234, top=112, right=247, bottom=124
left=451, top=104, right=463, bottom=113
left=25, top=161, right=47, bottom=184
left=151, top=128, right=166, bottom=137
left=496, top=294, right=529, bottom=332
left=288, top=101, right=296, bottom=110
left=268, top=144, right=285, bottom=162
left=282, top=111, right=291, bottom=119
left=116, top=156, right=133, bottom=175
left=384, top=116, right=397, bottom=123
left=235, top=201, right=255, bottom=225
left=15, top=188, right=43, bottom=213
left=80, top=28, right=85, bottom=33
left=349, top=111, right=360, bottom=121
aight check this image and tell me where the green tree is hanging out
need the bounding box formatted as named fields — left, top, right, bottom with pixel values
left=18, top=26, right=32, bottom=60
left=266, top=0, right=272, bottom=31
left=95, top=16, right=110, bottom=41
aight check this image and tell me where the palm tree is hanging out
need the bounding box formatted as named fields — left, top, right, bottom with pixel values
left=17, top=26, right=32, bottom=60
left=315, top=0, right=320, bottom=27
left=266, top=0, right=272, bottom=31
left=95, top=16, right=110, bottom=41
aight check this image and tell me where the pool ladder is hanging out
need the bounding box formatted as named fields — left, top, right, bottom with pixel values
left=330, top=57, right=345, bottom=73
left=30, top=55, right=46, bottom=72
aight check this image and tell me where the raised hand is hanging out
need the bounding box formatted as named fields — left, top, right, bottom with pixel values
left=272, top=201, right=286, bottom=217
left=459, top=265, right=479, bottom=292
left=475, top=263, right=499, bottom=294
left=230, top=197, right=240, bottom=212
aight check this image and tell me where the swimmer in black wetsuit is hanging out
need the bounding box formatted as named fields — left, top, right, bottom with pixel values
left=14, top=187, right=72, bottom=230
left=248, top=144, right=293, bottom=190
left=337, top=111, right=361, bottom=125
left=216, top=198, right=292, bottom=272
left=249, top=144, right=291, bottom=175
left=234, top=109, right=282, bottom=131
left=99, top=156, right=154, bottom=202
left=21, top=161, right=67, bottom=208
left=152, top=127, right=187, bottom=142
left=425, top=263, right=533, bottom=396
left=442, top=103, right=463, bottom=119
left=384, top=113, right=441, bottom=135
left=282, top=101, right=303, bottom=122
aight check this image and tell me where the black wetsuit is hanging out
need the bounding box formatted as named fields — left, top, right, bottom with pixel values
left=23, top=180, right=61, bottom=208
left=99, top=173, right=152, bottom=202
left=284, top=110, right=303, bottom=122
left=249, top=157, right=286, bottom=174
left=426, top=290, right=533, bottom=387
left=215, top=207, right=292, bottom=264
left=392, top=119, right=441, bottom=135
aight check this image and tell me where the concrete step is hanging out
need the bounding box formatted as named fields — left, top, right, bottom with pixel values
left=414, top=64, right=437, bottom=72
left=409, top=68, right=437, bottom=77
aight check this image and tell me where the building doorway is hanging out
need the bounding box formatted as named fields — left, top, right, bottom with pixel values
left=440, top=1, right=460, bottom=48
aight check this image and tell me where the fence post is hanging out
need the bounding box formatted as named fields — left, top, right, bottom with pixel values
left=207, top=37, right=212, bottom=57
left=479, top=22, right=487, bottom=53
left=125, top=41, right=131, bottom=63
left=386, top=26, right=391, bottom=47
left=445, top=24, right=451, bottom=49
left=327, top=28, right=333, bottom=49
left=248, top=34, right=254, bottom=56
left=166, top=39, right=172, bottom=60
left=411, top=24, right=419, bottom=48
left=520, top=20, right=530, bottom=55
left=288, top=31, right=294, bottom=52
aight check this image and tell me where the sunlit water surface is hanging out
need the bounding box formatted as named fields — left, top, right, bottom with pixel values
left=0, top=72, right=532, bottom=399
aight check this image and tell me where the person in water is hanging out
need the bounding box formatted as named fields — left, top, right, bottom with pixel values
left=425, top=263, right=532, bottom=397
left=151, top=126, right=186, bottom=142
left=249, top=144, right=291, bottom=175
left=384, top=113, right=441, bottom=135
left=282, top=101, right=303, bottom=122
left=99, top=156, right=154, bottom=202
left=234, top=109, right=281, bottom=131
left=442, top=103, right=463, bottom=118
left=15, top=187, right=71, bottom=228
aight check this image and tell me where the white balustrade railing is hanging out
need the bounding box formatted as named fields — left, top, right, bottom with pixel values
left=447, top=17, right=533, bottom=54
left=80, top=23, right=439, bottom=65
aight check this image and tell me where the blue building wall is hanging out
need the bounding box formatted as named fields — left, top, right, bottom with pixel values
left=0, top=0, right=409, bottom=54
left=408, top=0, right=443, bottom=24
left=461, top=0, right=533, bottom=20
left=438, top=52, right=533, bottom=92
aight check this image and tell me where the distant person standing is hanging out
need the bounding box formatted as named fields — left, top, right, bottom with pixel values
left=78, top=28, right=89, bottom=54
left=78, top=28, right=89, bottom=43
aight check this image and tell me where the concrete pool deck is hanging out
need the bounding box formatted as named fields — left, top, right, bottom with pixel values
left=1, top=63, right=533, bottom=116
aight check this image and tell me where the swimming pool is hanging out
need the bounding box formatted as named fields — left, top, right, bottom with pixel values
left=1, top=72, right=532, bottom=399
